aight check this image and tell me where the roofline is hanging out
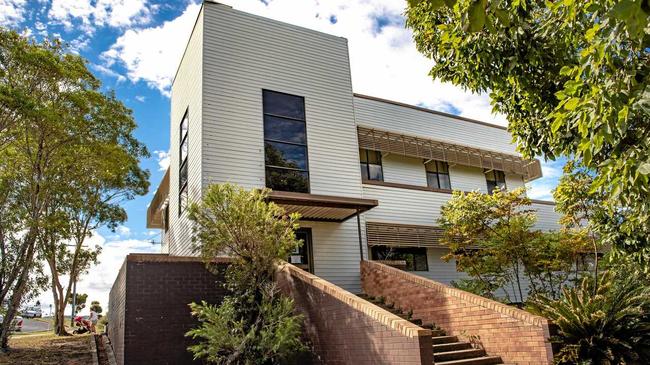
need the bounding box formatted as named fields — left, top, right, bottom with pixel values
left=353, top=93, right=508, bottom=131
left=171, top=2, right=208, bottom=88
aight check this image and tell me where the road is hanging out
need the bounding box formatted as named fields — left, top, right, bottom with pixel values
left=20, top=318, right=50, bottom=333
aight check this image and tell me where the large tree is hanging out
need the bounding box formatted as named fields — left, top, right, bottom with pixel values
left=0, top=29, right=149, bottom=349
left=406, top=0, right=650, bottom=261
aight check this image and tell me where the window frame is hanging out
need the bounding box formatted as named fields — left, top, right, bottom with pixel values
left=425, top=160, right=451, bottom=190
left=262, top=89, right=310, bottom=193
left=485, top=169, right=506, bottom=194
left=359, top=149, right=384, bottom=182
left=370, top=245, right=429, bottom=271
left=179, top=108, right=189, bottom=216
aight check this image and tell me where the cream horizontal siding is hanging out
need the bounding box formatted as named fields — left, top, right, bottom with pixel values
left=168, top=9, right=203, bottom=256
left=362, top=184, right=448, bottom=225
left=533, top=202, right=561, bottom=231
left=449, top=165, right=488, bottom=193
left=201, top=3, right=361, bottom=198
left=381, top=155, right=427, bottom=186
left=506, top=173, right=526, bottom=190
left=353, top=96, right=518, bottom=155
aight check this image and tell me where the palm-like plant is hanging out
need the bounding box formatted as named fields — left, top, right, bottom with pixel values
left=530, top=270, right=650, bottom=364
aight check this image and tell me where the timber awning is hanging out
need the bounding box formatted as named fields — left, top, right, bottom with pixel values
left=267, top=191, right=378, bottom=222
left=357, top=126, right=543, bottom=181
left=146, top=168, right=169, bottom=229
left=367, top=222, right=446, bottom=248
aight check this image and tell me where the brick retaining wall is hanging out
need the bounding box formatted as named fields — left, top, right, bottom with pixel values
left=361, top=260, right=554, bottom=365
left=277, top=262, right=433, bottom=365
left=108, top=254, right=229, bottom=365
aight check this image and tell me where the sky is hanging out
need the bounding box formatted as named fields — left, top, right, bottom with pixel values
left=2, top=0, right=563, bottom=315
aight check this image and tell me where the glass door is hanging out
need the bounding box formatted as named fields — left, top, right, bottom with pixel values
left=289, top=228, right=313, bottom=273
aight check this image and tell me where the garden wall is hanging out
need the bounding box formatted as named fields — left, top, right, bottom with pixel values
left=361, top=260, right=554, bottom=365
left=107, top=254, right=229, bottom=365
left=276, top=262, right=433, bottom=365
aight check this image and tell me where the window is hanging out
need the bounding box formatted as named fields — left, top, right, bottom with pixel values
left=163, top=204, right=169, bottom=232
left=179, top=109, right=189, bottom=215
left=370, top=246, right=428, bottom=271
left=360, top=149, right=383, bottom=181
left=289, top=229, right=313, bottom=273
left=263, top=90, right=309, bottom=193
left=485, top=170, right=506, bottom=194
left=425, top=160, right=451, bottom=190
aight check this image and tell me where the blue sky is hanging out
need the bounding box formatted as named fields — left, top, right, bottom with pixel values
left=2, top=0, right=562, bottom=312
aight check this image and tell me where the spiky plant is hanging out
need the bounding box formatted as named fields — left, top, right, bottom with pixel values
left=530, top=271, right=650, bottom=364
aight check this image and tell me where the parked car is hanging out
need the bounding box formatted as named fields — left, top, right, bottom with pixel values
left=0, top=315, right=23, bottom=332
left=21, top=306, right=42, bottom=318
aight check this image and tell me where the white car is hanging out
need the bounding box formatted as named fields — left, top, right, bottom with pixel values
left=21, top=306, right=42, bottom=318
left=0, top=315, right=23, bottom=332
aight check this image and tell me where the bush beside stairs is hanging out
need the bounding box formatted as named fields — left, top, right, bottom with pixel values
left=357, top=294, right=513, bottom=365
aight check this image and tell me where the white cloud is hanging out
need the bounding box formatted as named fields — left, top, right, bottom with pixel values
left=34, top=232, right=157, bottom=316
left=48, top=0, right=151, bottom=33
left=101, top=2, right=201, bottom=96
left=135, top=95, right=146, bottom=102
left=91, top=63, right=127, bottom=83
left=154, top=150, right=170, bottom=171
left=116, top=225, right=131, bottom=237
left=0, top=0, right=26, bottom=27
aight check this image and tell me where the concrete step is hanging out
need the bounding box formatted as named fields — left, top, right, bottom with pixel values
left=431, top=335, right=459, bottom=345
left=432, top=342, right=473, bottom=353
left=434, top=348, right=486, bottom=362
left=435, top=356, right=503, bottom=365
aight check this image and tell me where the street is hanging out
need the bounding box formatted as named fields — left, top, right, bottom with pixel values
left=20, top=318, right=50, bottom=333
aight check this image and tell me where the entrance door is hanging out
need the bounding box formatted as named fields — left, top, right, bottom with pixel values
left=289, top=228, right=314, bottom=273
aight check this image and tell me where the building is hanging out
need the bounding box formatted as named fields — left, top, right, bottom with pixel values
left=109, top=2, right=560, bottom=364
left=145, top=1, right=560, bottom=294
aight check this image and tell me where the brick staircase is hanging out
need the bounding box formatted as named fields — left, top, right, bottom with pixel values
left=358, top=294, right=507, bottom=365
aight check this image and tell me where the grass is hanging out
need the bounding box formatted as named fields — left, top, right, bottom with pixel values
left=0, top=332, right=94, bottom=365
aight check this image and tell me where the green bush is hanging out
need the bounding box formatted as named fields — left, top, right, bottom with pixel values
left=530, top=270, right=650, bottom=364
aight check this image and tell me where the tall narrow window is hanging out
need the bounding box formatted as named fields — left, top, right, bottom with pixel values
left=359, top=149, right=383, bottom=181
left=263, top=90, right=309, bottom=193
left=485, top=170, right=506, bottom=194
left=425, top=160, right=451, bottom=190
left=179, top=109, right=189, bottom=215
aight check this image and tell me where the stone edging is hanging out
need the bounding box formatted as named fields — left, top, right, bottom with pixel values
left=363, top=260, right=550, bottom=328
left=90, top=335, right=99, bottom=365
left=101, top=334, right=118, bottom=365
left=277, top=261, right=430, bottom=339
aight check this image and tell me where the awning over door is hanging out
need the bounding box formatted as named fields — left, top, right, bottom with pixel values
left=146, top=168, right=169, bottom=229
left=357, top=126, right=542, bottom=181
left=267, top=191, right=378, bottom=222
left=366, top=222, right=446, bottom=248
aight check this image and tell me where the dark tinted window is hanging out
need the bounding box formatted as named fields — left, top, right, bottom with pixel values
left=263, top=115, right=306, bottom=144
left=485, top=170, right=506, bottom=194
left=360, top=149, right=383, bottom=182
left=263, top=90, right=309, bottom=193
left=262, top=90, right=305, bottom=120
left=371, top=246, right=428, bottom=271
left=179, top=108, right=189, bottom=215
left=426, top=160, right=451, bottom=190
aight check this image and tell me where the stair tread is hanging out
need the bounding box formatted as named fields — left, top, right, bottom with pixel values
left=434, top=348, right=487, bottom=362
left=435, top=348, right=485, bottom=356
left=432, top=342, right=473, bottom=351
left=435, top=356, right=503, bottom=365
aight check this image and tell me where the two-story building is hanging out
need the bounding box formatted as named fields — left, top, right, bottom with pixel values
left=145, top=0, right=559, bottom=294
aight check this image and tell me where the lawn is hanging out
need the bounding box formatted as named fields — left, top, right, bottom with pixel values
left=0, top=333, right=94, bottom=365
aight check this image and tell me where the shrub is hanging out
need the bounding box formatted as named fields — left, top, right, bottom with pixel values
left=530, top=270, right=650, bottom=364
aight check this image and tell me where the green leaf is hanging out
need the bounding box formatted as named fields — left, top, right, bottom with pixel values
left=551, top=118, right=564, bottom=133
left=564, top=97, right=580, bottom=110
left=444, top=0, right=458, bottom=7
left=468, top=0, right=487, bottom=32
left=639, top=163, right=650, bottom=175
left=429, top=0, right=446, bottom=9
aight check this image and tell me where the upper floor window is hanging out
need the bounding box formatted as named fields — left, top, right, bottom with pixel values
left=263, top=90, right=309, bottom=193
left=179, top=109, right=189, bottom=215
left=425, top=160, right=451, bottom=190
left=360, top=149, right=383, bottom=181
left=485, top=169, right=506, bottom=194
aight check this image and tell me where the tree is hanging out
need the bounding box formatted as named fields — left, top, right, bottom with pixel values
left=0, top=28, right=149, bottom=348
left=186, top=184, right=306, bottom=364
left=68, top=293, right=87, bottom=314
left=438, top=187, right=587, bottom=302
left=406, top=0, right=650, bottom=262
left=90, top=301, right=102, bottom=315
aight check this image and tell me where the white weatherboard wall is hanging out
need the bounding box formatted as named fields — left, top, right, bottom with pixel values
left=168, top=8, right=203, bottom=256
left=192, top=3, right=364, bottom=292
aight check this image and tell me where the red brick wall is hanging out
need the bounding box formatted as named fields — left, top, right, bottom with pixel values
left=361, top=261, right=554, bottom=365
left=277, top=262, right=433, bottom=365
left=108, top=254, right=229, bottom=365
